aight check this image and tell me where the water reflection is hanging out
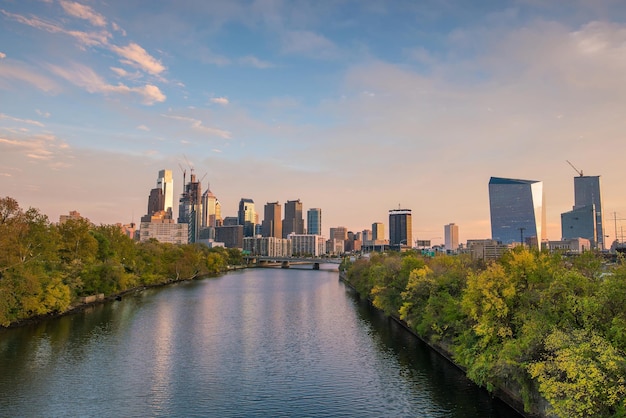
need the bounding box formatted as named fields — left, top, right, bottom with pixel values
left=0, top=270, right=521, bottom=417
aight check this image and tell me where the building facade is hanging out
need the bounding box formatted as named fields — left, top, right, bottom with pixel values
left=238, top=198, right=256, bottom=237
left=201, top=187, right=221, bottom=228
left=243, top=236, right=292, bottom=257
left=444, top=223, right=459, bottom=252
left=178, top=173, right=202, bottom=243
left=372, top=222, right=385, bottom=241
left=157, top=169, right=174, bottom=216
left=139, top=212, right=188, bottom=244
left=282, top=199, right=304, bottom=238
left=262, top=202, right=282, bottom=238
left=389, top=209, right=412, bottom=247
left=488, top=177, right=545, bottom=249
left=307, top=208, right=322, bottom=235
left=288, top=234, right=325, bottom=256
left=561, top=175, right=604, bottom=249
left=215, top=225, right=244, bottom=249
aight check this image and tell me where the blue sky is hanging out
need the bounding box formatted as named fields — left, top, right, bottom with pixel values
left=2, top=0, right=626, bottom=245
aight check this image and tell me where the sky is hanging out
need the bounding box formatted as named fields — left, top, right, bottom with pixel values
left=1, top=0, right=626, bottom=246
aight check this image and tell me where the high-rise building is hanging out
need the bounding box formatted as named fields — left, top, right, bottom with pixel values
left=561, top=175, right=604, bottom=249
left=238, top=198, right=256, bottom=237
left=307, top=208, right=322, bottom=235
left=178, top=172, right=202, bottom=243
left=157, top=169, right=174, bottom=216
left=201, top=187, right=221, bottom=228
left=444, top=223, right=459, bottom=251
left=372, top=222, right=385, bottom=241
left=389, top=209, right=412, bottom=247
left=262, top=202, right=282, bottom=238
left=489, top=177, right=545, bottom=248
left=146, top=187, right=165, bottom=217
left=283, top=199, right=304, bottom=238
left=329, top=226, right=348, bottom=242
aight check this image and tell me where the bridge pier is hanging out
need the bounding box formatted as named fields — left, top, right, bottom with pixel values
left=281, top=261, right=290, bottom=269
left=313, top=263, right=320, bottom=270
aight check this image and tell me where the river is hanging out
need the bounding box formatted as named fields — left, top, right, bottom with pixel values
left=0, top=267, right=521, bottom=417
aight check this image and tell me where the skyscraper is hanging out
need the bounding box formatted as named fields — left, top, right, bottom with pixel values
left=489, top=177, right=545, bottom=248
left=157, top=169, right=174, bottom=216
left=307, top=208, right=322, bottom=235
left=562, top=175, right=604, bottom=249
left=372, top=222, right=385, bottom=241
left=238, top=198, right=256, bottom=237
left=389, top=209, right=412, bottom=247
left=201, top=187, right=221, bottom=228
left=282, top=199, right=304, bottom=238
left=444, top=223, right=459, bottom=251
left=262, top=202, right=282, bottom=238
left=178, top=172, right=202, bottom=243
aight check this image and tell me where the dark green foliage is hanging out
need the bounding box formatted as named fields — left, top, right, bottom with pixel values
left=0, top=197, right=237, bottom=327
left=344, top=247, right=626, bottom=417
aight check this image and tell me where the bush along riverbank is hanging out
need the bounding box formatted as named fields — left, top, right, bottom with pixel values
left=0, top=196, right=243, bottom=328
left=341, top=248, right=626, bottom=418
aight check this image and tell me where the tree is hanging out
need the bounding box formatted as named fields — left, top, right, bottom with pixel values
left=528, top=328, right=626, bottom=418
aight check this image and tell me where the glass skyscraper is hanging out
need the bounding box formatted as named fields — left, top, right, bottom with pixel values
left=574, top=175, right=604, bottom=249
left=307, top=208, right=322, bottom=235
left=488, top=177, right=545, bottom=248
left=238, top=198, right=256, bottom=237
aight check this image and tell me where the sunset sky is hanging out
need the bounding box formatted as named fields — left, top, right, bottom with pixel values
left=1, top=0, right=626, bottom=245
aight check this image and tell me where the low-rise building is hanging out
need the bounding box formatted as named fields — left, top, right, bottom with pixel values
left=548, top=237, right=591, bottom=254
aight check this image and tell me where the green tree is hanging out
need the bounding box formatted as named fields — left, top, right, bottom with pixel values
left=528, top=328, right=626, bottom=418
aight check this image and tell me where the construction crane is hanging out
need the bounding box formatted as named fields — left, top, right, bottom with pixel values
left=566, top=160, right=583, bottom=177
left=178, top=163, right=186, bottom=187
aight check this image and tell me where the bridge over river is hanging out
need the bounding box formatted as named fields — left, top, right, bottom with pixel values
left=244, top=256, right=342, bottom=270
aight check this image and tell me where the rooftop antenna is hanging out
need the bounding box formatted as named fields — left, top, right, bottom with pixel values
left=566, top=160, right=583, bottom=177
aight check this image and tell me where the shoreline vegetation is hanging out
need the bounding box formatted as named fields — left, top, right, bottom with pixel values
left=339, top=249, right=626, bottom=418
left=0, top=196, right=243, bottom=329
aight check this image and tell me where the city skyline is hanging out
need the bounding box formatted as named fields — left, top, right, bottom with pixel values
left=2, top=1, right=626, bottom=245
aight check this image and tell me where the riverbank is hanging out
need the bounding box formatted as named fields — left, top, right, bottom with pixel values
left=2, top=266, right=247, bottom=329
left=339, top=270, right=536, bottom=418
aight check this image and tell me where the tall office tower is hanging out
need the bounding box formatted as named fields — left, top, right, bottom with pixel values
left=372, top=222, right=385, bottom=241
left=444, top=223, right=459, bottom=251
left=489, top=177, right=545, bottom=248
left=262, top=202, right=282, bottom=238
left=389, top=209, right=412, bottom=247
left=201, top=187, right=220, bottom=228
left=214, top=199, right=222, bottom=227
left=565, top=175, right=604, bottom=249
left=238, top=198, right=256, bottom=237
left=178, top=172, right=202, bottom=243
left=146, top=187, right=165, bottom=217
left=157, top=169, right=174, bottom=216
left=307, top=208, right=322, bottom=235
left=282, top=199, right=304, bottom=238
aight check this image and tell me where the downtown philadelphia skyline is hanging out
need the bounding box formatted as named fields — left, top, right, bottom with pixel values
left=1, top=1, right=626, bottom=245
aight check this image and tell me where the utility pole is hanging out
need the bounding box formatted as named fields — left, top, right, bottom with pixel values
left=519, top=227, right=526, bottom=247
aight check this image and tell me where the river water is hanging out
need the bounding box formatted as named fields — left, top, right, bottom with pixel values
left=0, top=267, right=521, bottom=417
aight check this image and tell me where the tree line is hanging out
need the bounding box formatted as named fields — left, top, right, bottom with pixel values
left=343, top=248, right=626, bottom=417
left=0, top=196, right=242, bottom=328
